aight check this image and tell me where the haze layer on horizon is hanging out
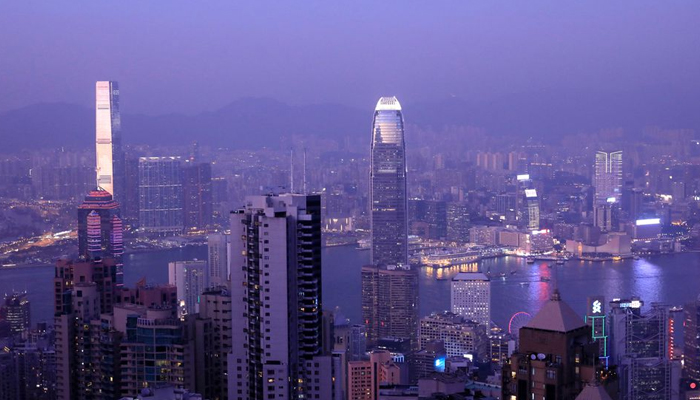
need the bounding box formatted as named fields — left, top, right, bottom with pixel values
left=1, top=1, right=699, bottom=116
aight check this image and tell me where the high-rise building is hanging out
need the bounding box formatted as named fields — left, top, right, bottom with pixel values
left=370, top=96, right=408, bottom=266
left=228, top=193, right=340, bottom=400
left=361, top=264, right=419, bottom=349
left=183, top=161, right=213, bottom=231
left=3, top=292, right=30, bottom=335
left=418, top=311, right=488, bottom=361
left=95, top=81, right=124, bottom=201
left=194, top=286, right=232, bottom=400
left=502, top=290, right=598, bottom=400
left=451, top=272, right=491, bottom=327
left=684, top=296, right=700, bottom=382
left=523, top=188, right=541, bottom=231
left=138, top=157, right=184, bottom=234
left=123, top=156, right=141, bottom=224
left=446, top=202, right=470, bottom=242
left=609, top=298, right=681, bottom=400
left=77, top=187, right=124, bottom=285
left=594, top=151, right=623, bottom=205
left=207, top=233, right=229, bottom=286
left=54, top=258, right=121, bottom=400
left=168, top=260, right=209, bottom=316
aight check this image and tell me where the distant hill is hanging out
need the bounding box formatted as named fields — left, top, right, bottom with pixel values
left=1, top=88, right=698, bottom=151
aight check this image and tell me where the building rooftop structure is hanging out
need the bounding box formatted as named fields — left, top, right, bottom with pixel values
left=574, top=381, right=613, bottom=400
left=525, top=290, right=586, bottom=332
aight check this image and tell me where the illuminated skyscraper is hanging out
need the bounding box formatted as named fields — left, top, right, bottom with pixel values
left=138, top=157, right=184, bottom=234
left=95, top=81, right=123, bottom=201
left=77, top=188, right=124, bottom=285
left=594, top=151, right=623, bottom=204
left=451, top=272, right=491, bottom=327
left=370, top=97, right=408, bottom=266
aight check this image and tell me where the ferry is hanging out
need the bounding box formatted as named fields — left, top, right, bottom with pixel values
left=540, top=276, right=551, bottom=282
left=556, top=258, right=565, bottom=265
left=419, top=248, right=481, bottom=268
left=526, top=256, right=535, bottom=264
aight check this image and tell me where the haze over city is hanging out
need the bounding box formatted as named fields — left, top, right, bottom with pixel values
left=1, top=2, right=700, bottom=400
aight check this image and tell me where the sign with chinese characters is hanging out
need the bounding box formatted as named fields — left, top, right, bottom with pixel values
left=587, top=296, right=605, bottom=316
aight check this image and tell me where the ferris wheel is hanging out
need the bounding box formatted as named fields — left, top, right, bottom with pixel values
left=508, top=311, right=532, bottom=339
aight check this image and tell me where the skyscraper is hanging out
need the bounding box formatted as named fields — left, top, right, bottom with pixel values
left=451, top=272, right=491, bottom=327
left=77, top=187, right=124, bottom=284
left=370, top=96, right=408, bottom=266
left=3, top=292, right=30, bottom=336
left=609, top=298, right=681, bottom=400
left=138, top=156, right=184, bottom=234
left=684, top=296, right=700, bottom=382
left=183, top=161, right=213, bottom=231
left=168, top=260, right=209, bottom=316
left=207, top=232, right=229, bottom=286
left=594, top=151, right=623, bottom=204
left=95, top=81, right=123, bottom=201
left=361, top=264, right=419, bottom=349
left=228, top=193, right=340, bottom=400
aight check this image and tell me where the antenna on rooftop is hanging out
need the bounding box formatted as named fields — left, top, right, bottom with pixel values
left=290, top=148, right=294, bottom=193
left=303, top=147, right=307, bottom=194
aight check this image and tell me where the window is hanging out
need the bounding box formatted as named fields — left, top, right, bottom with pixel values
left=546, top=370, right=556, bottom=380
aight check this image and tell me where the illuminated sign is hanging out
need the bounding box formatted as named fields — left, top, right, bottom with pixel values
left=587, top=296, right=605, bottom=315
left=636, top=218, right=661, bottom=226
left=434, top=356, right=446, bottom=372
left=517, top=174, right=530, bottom=181
left=525, top=189, right=537, bottom=198
left=606, top=197, right=616, bottom=203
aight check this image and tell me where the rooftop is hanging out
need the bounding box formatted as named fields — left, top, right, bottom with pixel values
left=452, top=272, right=489, bottom=282
left=375, top=96, right=402, bottom=111
left=575, top=381, right=613, bottom=400
left=525, top=290, right=586, bottom=332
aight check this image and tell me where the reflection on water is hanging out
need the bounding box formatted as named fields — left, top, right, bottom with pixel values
left=4, top=245, right=700, bottom=332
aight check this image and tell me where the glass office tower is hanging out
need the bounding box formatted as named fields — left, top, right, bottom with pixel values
left=95, top=81, right=124, bottom=202
left=370, top=96, right=408, bottom=266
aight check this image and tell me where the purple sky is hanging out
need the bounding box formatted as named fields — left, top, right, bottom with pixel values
left=1, top=1, right=699, bottom=115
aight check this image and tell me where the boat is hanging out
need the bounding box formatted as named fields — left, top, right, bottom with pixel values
left=526, top=256, right=535, bottom=264
left=632, top=255, right=640, bottom=260
left=510, top=270, right=517, bottom=275
left=497, top=272, right=507, bottom=279
left=540, top=276, right=551, bottom=282
left=519, top=282, right=530, bottom=287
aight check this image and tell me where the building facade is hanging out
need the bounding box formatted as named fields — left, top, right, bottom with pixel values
left=138, top=157, right=184, bottom=234
left=228, top=193, right=337, bottom=400
left=451, top=272, right=491, bottom=328
left=361, top=264, right=419, bottom=349
left=207, top=233, right=229, bottom=286
left=95, top=81, right=124, bottom=201
left=370, top=96, right=408, bottom=266
left=168, top=260, right=209, bottom=316
left=183, top=161, right=213, bottom=231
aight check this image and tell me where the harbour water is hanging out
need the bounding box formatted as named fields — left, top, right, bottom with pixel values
left=4, top=245, right=700, bottom=331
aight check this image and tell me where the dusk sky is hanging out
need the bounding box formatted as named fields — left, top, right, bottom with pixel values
left=1, top=1, right=699, bottom=115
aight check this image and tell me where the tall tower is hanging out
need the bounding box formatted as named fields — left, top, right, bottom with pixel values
left=228, top=193, right=340, bottom=400
left=370, top=97, right=408, bottom=266
left=95, top=81, right=123, bottom=201
left=77, top=187, right=124, bottom=285
left=450, top=272, right=491, bottom=327
left=594, top=151, right=623, bottom=204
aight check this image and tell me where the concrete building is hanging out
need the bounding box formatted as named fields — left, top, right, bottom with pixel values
left=502, top=290, right=598, bottom=399
left=168, top=260, right=208, bottom=316
left=451, top=272, right=491, bottom=327
left=419, top=312, right=488, bottom=361
left=138, top=157, right=184, bottom=235
left=207, top=233, right=229, bottom=286
left=182, top=161, right=212, bottom=231
left=228, top=193, right=340, bottom=400
left=684, top=295, right=700, bottom=382
left=3, top=292, right=30, bottom=336
left=446, top=202, right=470, bottom=242
left=194, top=286, right=232, bottom=400
left=361, top=264, right=419, bottom=349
